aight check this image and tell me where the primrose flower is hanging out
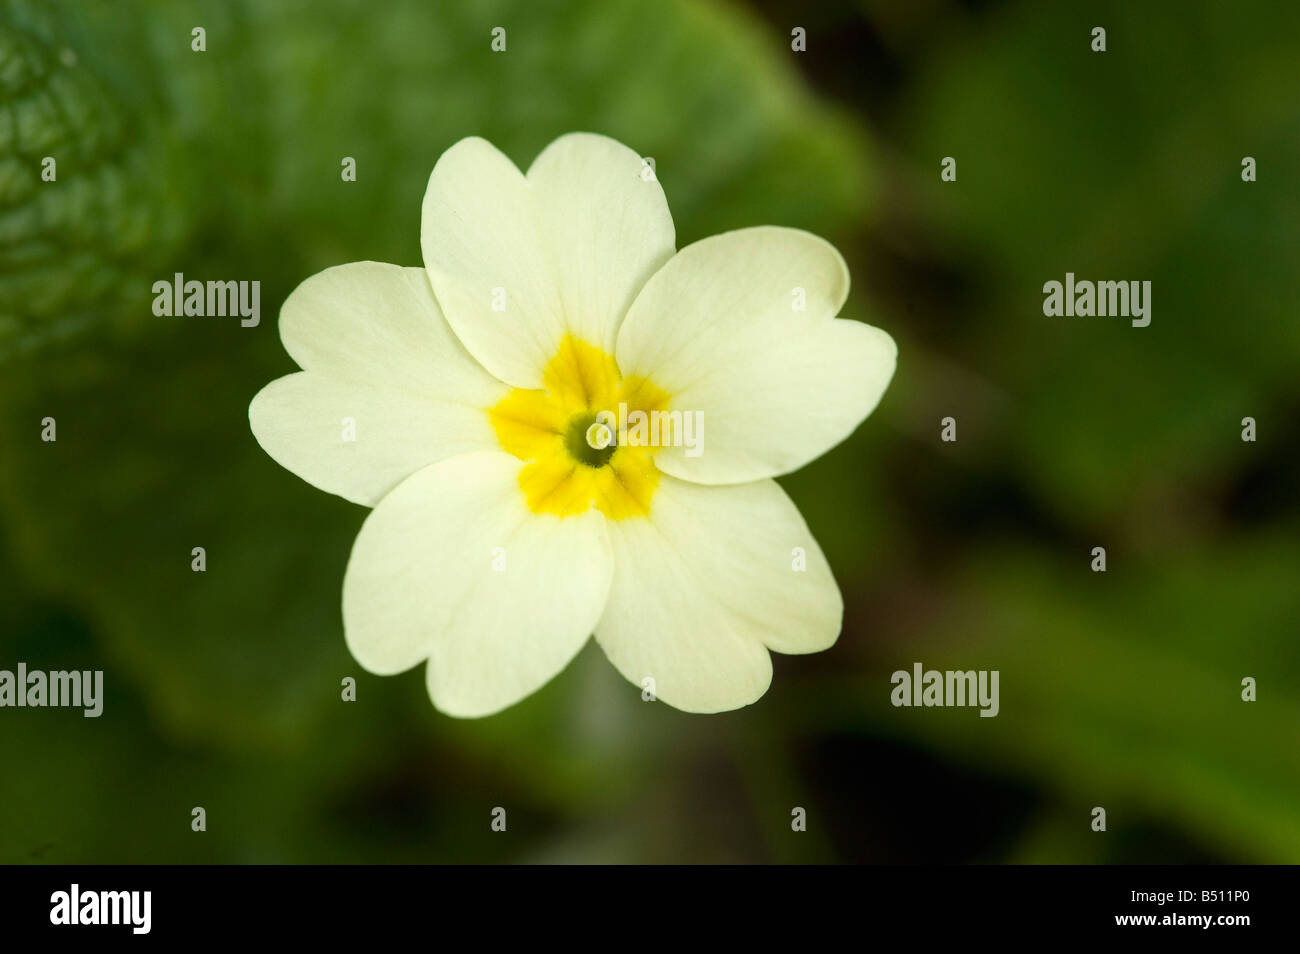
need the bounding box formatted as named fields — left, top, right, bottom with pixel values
left=249, top=133, right=896, bottom=717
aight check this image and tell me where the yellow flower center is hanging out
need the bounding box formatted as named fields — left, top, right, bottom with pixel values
left=488, top=335, right=669, bottom=519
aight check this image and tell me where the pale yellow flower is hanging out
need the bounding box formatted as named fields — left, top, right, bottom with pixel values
left=249, top=133, right=895, bottom=717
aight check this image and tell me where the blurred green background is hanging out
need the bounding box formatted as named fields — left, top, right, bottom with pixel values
left=1, top=0, right=1297, bottom=863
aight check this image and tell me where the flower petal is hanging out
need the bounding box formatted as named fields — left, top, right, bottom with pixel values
left=594, top=474, right=841, bottom=713
left=526, top=132, right=675, bottom=353
left=279, top=262, right=500, bottom=393
left=342, top=451, right=613, bottom=718
left=250, top=263, right=507, bottom=506
left=615, top=227, right=896, bottom=484
left=249, top=373, right=499, bottom=507
left=421, top=135, right=674, bottom=388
